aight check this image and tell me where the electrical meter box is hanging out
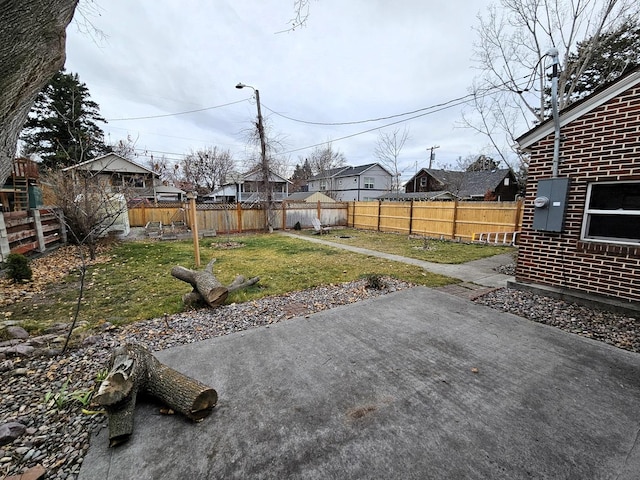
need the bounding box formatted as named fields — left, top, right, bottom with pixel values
left=532, top=177, right=570, bottom=232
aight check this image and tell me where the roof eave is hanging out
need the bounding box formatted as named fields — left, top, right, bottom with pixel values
left=516, top=68, right=640, bottom=150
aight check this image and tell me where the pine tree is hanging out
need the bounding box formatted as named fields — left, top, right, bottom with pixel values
left=290, top=158, right=313, bottom=192
left=559, top=18, right=640, bottom=106
left=20, top=70, right=109, bottom=169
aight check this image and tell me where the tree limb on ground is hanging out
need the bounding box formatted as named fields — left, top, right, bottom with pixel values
left=94, top=343, right=218, bottom=447
left=171, top=258, right=259, bottom=308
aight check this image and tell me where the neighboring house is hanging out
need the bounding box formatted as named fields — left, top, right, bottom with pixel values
left=285, top=191, right=335, bottom=203
left=405, top=168, right=518, bottom=201
left=204, top=169, right=291, bottom=204
left=307, top=163, right=393, bottom=201
left=62, top=153, right=163, bottom=202
left=155, top=185, right=187, bottom=203
left=514, top=66, right=640, bottom=307
left=376, top=191, right=458, bottom=202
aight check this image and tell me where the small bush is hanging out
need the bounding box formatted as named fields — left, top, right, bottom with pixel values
left=5, top=253, right=32, bottom=282
left=294, top=221, right=302, bottom=231
left=364, top=274, right=386, bottom=290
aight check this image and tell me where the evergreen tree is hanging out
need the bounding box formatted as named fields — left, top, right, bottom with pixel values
left=290, top=158, right=313, bottom=191
left=466, top=155, right=500, bottom=172
left=554, top=18, right=640, bottom=108
left=20, top=70, right=109, bottom=169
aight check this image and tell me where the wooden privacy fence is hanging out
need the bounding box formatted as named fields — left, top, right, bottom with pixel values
left=128, top=200, right=523, bottom=241
left=348, top=200, right=523, bottom=241
left=128, top=202, right=349, bottom=233
left=0, top=208, right=67, bottom=261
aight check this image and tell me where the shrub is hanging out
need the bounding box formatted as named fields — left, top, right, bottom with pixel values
left=5, top=253, right=32, bottom=282
left=294, top=221, right=302, bottom=231
left=364, top=274, right=385, bottom=290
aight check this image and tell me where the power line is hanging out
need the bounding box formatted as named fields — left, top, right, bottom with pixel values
left=113, top=72, right=538, bottom=160
left=105, top=99, right=249, bottom=121
left=279, top=93, right=489, bottom=155
left=261, top=94, right=477, bottom=126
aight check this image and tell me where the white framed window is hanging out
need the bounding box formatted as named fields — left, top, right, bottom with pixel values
left=319, top=180, right=327, bottom=191
left=581, top=181, right=640, bottom=245
left=364, top=177, right=374, bottom=189
left=420, top=177, right=427, bottom=187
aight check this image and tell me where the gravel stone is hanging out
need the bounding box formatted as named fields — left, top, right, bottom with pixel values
left=1, top=277, right=637, bottom=479
left=474, top=287, right=639, bottom=352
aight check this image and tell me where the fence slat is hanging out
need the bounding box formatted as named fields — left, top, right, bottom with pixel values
left=128, top=200, right=524, bottom=242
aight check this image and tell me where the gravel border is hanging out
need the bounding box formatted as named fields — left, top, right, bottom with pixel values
left=1, top=276, right=638, bottom=479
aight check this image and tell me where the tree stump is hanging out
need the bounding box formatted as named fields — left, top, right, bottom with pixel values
left=171, top=258, right=259, bottom=308
left=94, top=343, right=218, bottom=447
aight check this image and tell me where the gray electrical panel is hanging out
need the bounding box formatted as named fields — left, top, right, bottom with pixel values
left=532, top=177, right=571, bottom=232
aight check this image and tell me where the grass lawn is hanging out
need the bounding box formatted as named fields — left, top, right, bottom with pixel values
left=292, top=227, right=515, bottom=263
left=4, top=229, right=515, bottom=334
left=7, top=233, right=465, bottom=333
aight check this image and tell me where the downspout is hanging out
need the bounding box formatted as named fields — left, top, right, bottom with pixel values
left=549, top=48, right=561, bottom=178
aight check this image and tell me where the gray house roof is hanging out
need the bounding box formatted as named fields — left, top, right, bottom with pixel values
left=308, top=163, right=392, bottom=181
left=423, top=168, right=513, bottom=199
left=377, top=191, right=457, bottom=201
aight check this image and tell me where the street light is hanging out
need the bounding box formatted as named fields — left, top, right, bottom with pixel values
left=236, top=82, right=271, bottom=230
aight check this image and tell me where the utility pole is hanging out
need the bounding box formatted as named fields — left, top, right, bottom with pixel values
left=428, top=145, right=440, bottom=169
left=236, top=83, right=271, bottom=231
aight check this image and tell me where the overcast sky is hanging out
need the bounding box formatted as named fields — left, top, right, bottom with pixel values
left=65, top=0, right=498, bottom=180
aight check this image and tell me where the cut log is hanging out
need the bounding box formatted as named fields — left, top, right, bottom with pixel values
left=94, top=343, right=217, bottom=447
left=171, top=258, right=259, bottom=308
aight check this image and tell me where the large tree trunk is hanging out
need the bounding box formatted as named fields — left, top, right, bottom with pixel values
left=0, top=2, right=312, bottom=186
left=171, top=258, right=260, bottom=308
left=0, top=0, right=79, bottom=183
left=94, top=343, right=218, bottom=447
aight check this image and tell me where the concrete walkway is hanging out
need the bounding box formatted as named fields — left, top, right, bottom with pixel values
left=279, top=231, right=514, bottom=289
left=79, top=287, right=640, bottom=480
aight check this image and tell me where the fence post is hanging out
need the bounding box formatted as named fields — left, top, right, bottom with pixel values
left=409, top=200, right=414, bottom=235
left=377, top=201, right=381, bottom=231
left=0, top=213, right=11, bottom=262
left=514, top=199, right=523, bottom=231
left=236, top=202, right=243, bottom=233
left=282, top=201, right=287, bottom=230
left=56, top=208, right=68, bottom=244
left=31, top=209, right=46, bottom=253
left=316, top=200, right=321, bottom=221
left=451, top=201, right=459, bottom=240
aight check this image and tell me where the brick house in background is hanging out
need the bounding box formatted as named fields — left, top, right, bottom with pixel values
left=514, top=66, right=640, bottom=310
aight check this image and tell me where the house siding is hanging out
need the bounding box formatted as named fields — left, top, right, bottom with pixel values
left=308, top=164, right=393, bottom=201
left=516, top=83, right=640, bottom=303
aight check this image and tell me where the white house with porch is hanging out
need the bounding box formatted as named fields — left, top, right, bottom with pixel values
left=61, top=153, right=181, bottom=203
left=205, top=169, right=291, bottom=204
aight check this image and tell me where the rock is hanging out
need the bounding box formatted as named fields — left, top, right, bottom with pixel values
left=6, top=326, right=29, bottom=339
left=81, top=335, right=101, bottom=346
left=0, top=360, right=13, bottom=372
left=8, top=344, right=35, bottom=357
left=0, top=421, right=26, bottom=446
left=12, top=367, right=28, bottom=376
left=4, top=464, right=46, bottom=480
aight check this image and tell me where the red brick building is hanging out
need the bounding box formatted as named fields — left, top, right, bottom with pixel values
left=515, top=67, right=640, bottom=310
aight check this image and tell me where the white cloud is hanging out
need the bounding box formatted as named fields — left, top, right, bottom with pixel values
left=66, top=0, right=501, bottom=178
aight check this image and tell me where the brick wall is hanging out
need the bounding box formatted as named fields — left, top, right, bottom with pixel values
left=516, top=84, right=640, bottom=303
